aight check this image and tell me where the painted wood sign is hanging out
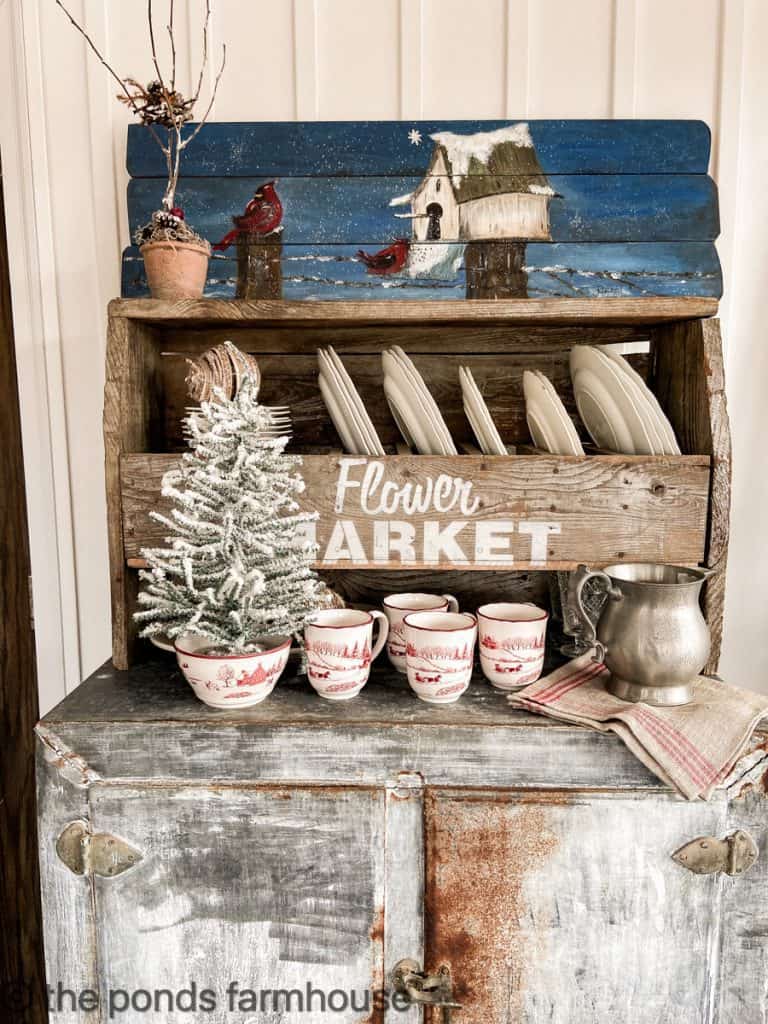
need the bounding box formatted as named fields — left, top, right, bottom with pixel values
left=120, top=452, right=711, bottom=571
left=122, top=119, right=722, bottom=301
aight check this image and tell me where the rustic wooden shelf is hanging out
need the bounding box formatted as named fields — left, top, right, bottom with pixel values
left=104, top=302, right=730, bottom=675
left=109, top=296, right=718, bottom=326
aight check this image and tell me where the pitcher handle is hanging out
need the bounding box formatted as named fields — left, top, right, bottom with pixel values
left=369, top=610, right=390, bottom=661
left=567, top=565, right=622, bottom=663
left=442, top=594, right=459, bottom=614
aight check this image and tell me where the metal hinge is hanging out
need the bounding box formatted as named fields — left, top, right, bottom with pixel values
left=672, top=829, right=759, bottom=877
left=56, top=820, right=143, bottom=878
left=392, top=959, right=462, bottom=1021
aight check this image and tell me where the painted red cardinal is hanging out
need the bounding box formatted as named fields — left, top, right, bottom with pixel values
left=213, top=181, right=283, bottom=251
left=356, top=238, right=410, bottom=275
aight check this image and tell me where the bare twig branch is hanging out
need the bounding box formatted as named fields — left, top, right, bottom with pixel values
left=147, top=0, right=170, bottom=95
left=168, top=0, right=176, bottom=91
left=190, top=0, right=212, bottom=106
left=180, top=44, right=226, bottom=151
left=54, top=0, right=170, bottom=159
left=55, top=0, right=140, bottom=115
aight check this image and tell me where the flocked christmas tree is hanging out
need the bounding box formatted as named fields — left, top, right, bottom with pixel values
left=135, top=344, right=326, bottom=653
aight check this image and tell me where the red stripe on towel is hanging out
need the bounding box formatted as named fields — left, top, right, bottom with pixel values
left=629, top=707, right=716, bottom=787
left=625, top=709, right=712, bottom=788
left=534, top=662, right=606, bottom=704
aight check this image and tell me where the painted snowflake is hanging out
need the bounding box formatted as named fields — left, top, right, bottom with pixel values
left=408, top=128, right=422, bottom=146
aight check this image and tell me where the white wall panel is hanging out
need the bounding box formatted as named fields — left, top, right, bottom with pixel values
left=720, top=0, right=768, bottom=690
left=634, top=0, right=721, bottom=124
left=400, top=0, right=423, bottom=118
left=612, top=0, right=638, bottom=115
left=528, top=0, right=615, bottom=116
left=421, top=0, right=507, bottom=117
left=38, top=0, right=112, bottom=686
left=2, top=0, right=767, bottom=695
left=505, top=0, right=530, bottom=114
left=210, top=0, right=296, bottom=119
left=316, top=0, right=401, bottom=118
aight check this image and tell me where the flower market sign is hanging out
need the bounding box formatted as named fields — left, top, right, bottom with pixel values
left=298, top=456, right=564, bottom=568
left=120, top=451, right=710, bottom=573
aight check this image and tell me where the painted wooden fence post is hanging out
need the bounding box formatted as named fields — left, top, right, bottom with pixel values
left=236, top=232, right=282, bottom=299
left=465, top=240, right=528, bottom=298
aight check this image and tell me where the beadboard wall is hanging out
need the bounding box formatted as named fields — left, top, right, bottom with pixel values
left=1, top=0, right=766, bottom=712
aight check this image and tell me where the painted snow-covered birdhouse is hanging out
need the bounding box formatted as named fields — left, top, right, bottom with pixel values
left=405, top=124, right=555, bottom=243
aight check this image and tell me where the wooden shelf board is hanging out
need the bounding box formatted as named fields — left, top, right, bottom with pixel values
left=121, top=451, right=711, bottom=570
left=109, top=296, right=718, bottom=326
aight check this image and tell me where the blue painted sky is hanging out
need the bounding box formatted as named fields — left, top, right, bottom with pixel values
left=128, top=120, right=712, bottom=177
left=128, top=174, right=719, bottom=245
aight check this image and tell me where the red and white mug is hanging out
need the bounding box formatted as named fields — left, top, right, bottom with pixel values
left=477, top=602, right=548, bottom=690
left=402, top=611, right=477, bottom=704
left=304, top=608, right=389, bottom=700
left=382, top=593, right=459, bottom=672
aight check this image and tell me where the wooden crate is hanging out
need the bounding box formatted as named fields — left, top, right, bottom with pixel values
left=104, top=297, right=730, bottom=674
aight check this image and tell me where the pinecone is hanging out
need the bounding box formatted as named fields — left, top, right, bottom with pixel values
left=153, top=210, right=183, bottom=231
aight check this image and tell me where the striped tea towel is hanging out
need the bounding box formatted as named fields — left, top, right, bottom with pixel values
left=507, top=651, right=768, bottom=800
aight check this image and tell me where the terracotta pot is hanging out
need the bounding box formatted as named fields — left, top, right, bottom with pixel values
left=140, top=240, right=209, bottom=300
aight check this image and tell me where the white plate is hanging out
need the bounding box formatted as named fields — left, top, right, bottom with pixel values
left=571, top=367, right=636, bottom=453
left=522, top=371, right=584, bottom=455
left=319, top=348, right=382, bottom=452
left=463, top=397, right=493, bottom=455
left=319, top=373, right=358, bottom=453
left=460, top=367, right=506, bottom=455
left=323, top=347, right=385, bottom=456
left=388, top=348, right=455, bottom=455
left=533, top=371, right=585, bottom=455
left=571, top=346, right=656, bottom=455
left=317, top=350, right=370, bottom=454
left=383, top=376, right=432, bottom=454
left=389, top=347, right=457, bottom=455
left=459, top=367, right=506, bottom=455
left=459, top=375, right=494, bottom=455
left=382, top=353, right=434, bottom=454
left=383, top=350, right=451, bottom=455
left=598, top=346, right=681, bottom=454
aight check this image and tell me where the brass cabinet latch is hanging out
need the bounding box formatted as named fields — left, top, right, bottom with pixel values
left=392, top=958, right=462, bottom=1021
left=672, top=829, right=759, bottom=877
left=56, top=820, right=142, bottom=878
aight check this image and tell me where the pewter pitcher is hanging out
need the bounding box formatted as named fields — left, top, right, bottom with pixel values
left=568, top=563, right=712, bottom=706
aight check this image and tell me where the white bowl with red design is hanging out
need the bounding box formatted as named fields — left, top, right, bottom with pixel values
left=174, top=633, right=291, bottom=708
left=477, top=603, right=548, bottom=690
left=402, top=611, right=477, bottom=704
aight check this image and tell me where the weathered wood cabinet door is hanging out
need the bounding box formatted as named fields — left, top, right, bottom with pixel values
left=423, top=790, right=726, bottom=1022
left=37, top=664, right=766, bottom=1023
left=89, top=785, right=386, bottom=1021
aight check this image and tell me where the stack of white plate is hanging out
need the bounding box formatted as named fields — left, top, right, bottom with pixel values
left=318, top=347, right=385, bottom=456
left=382, top=347, right=458, bottom=455
left=459, top=367, right=507, bottom=455
left=570, top=346, right=680, bottom=455
left=523, top=370, right=584, bottom=455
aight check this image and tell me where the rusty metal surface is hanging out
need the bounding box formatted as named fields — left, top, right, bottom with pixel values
left=424, top=791, right=561, bottom=1022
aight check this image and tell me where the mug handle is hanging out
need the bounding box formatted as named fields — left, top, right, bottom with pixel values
left=567, top=564, right=622, bottom=663
left=369, top=610, right=390, bottom=661
left=442, top=594, right=459, bottom=613
left=150, top=635, right=176, bottom=653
